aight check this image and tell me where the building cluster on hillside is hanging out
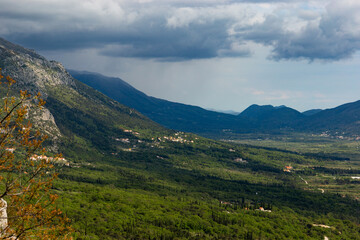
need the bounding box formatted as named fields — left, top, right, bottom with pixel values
left=29, top=154, right=69, bottom=166
left=161, top=135, right=194, bottom=143
left=234, top=158, right=247, bottom=163
left=115, top=138, right=130, bottom=143
left=4, top=147, right=70, bottom=166
left=123, top=129, right=139, bottom=135
left=255, top=207, right=272, bottom=213
left=283, top=165, right=293, bottom=172
left=114, top=130, right=196, bottom=153
left=220, top=201, right=272, bottom=213
left=316, top=131, right=360, bottom=141
left=151, top=132, right=195, bottom=144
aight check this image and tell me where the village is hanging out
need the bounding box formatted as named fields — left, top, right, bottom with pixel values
left=4, top=147, right=69, bottom=166
left=113, top=129, right=198, bottom=153
left=316, top=131, right=360, bottom=141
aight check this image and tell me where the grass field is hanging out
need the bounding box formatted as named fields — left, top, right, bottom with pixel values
left=227, top=133, right=360, bottom=200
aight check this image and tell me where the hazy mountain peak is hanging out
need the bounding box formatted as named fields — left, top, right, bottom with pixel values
left=240, top=104, right=291, bottom=117
left=302, top=109, right=323, bottom=116
left=205, top=108, right=240, bottom=115
left=274, top=105, right=286, bottom=109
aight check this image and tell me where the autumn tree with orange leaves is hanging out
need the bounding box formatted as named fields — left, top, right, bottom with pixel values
left=0, top=68, right=72, bottom=239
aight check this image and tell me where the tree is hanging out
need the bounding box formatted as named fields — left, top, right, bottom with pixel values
left=0, top=68, right=72, bottom=239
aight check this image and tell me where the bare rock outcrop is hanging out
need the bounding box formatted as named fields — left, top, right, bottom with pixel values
left=0, top=37, right=76, bottom=97
left=0, top=198, right=8, bottom=232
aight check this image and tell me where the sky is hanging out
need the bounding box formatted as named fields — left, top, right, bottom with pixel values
left=1, top=0, right=360, bottom=113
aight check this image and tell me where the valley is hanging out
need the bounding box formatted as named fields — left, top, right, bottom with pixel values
left=0, top=38, right=360, bottom=239
left=55, top=131, right=360, bottom=239
left=230, top=133, right=360, bottom=201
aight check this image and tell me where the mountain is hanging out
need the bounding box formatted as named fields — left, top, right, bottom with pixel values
left=205, top=108, right=240, bottom=115
left=68, top=70, right=250, bottom=135
left=2, top=38, right=360, bottom=239
left=239, top=104, right=305, bottom=130
left=69, top=70, right=307, bottom=136
left=239, top=104, right=283, bottom=119
left=302, top=109, right=322, bottom=116
left=299, top=100, right=360, bottom=135
left=70, top=70, right=360, bottom=137
left=0, top=37, right=168, bottom=153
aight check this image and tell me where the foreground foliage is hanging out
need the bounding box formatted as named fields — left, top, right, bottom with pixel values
left=0, top=69, right=71, bottom=239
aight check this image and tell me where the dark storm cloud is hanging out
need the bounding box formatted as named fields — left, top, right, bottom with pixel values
left=6, top=17, right=244, bottom=61
left=251, top=20, right=360, bottom=61
left=1, top=0, right=360, bottom=62
left=1, top=2, right=248, bottom=61
left=269, top=25, right=360, bottom=61
left=98, top=19, right=250, bottom=60
left=240, top=1, right=360, bottom=61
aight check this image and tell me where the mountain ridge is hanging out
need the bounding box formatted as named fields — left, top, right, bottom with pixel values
left=69, top=70, right=360, bottom=137
left=70, top=70, right=312, bottom=135
left=68, top=69, right=248, bottom=135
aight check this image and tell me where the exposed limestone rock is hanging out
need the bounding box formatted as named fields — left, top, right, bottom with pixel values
left=0, top=198, right=8, bottom=231
left=28, top=105, right=62, bottom=152
left=0, top=199, right=16, bottom=239
left=0, top=38, right=76, bottom=97
left=0, top=38, right=69, bottom=152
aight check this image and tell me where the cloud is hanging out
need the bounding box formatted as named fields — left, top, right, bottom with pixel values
left=1, top=0, right=360, bottom=61
left=0, top=1, right=255, bottom=60
left=242, top=0, right=360, bottom=61
left=250, top=89, right=265, bottom=96
left=97, top=17, right=246, bottom=60
left=249, top=88, right=304, bottom=100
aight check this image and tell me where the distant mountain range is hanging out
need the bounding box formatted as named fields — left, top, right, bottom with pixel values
left=302, top=109, right=322, bottom=116
left=69, top=70, right=360, bottom=138
left=68, top=70, right=248, bottom=135
left=299, top=100, right=360, bottom=134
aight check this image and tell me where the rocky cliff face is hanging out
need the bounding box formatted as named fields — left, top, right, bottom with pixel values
left=0, top=38, right=74, bottom=150
left=0, top=38, right=75, bottom=96
left=27, top=105, right=62, bottom=151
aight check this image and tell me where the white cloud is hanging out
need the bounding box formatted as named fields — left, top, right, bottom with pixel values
left=249, top=88, right=304, bottom=101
